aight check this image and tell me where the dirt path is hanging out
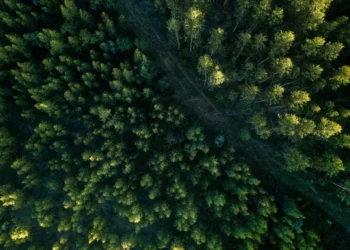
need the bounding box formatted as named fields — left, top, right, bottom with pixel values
left=116, top=0, right=350, bottom=232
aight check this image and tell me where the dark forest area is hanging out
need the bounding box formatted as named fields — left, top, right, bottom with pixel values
left=0, top=0, right=350, bottom=249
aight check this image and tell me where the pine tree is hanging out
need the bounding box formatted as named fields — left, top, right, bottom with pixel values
left=184, top=8, right=205, bottom=51
left=168, top=17, right=182, bottom=50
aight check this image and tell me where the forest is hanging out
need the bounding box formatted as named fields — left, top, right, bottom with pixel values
left=0, top=0, right=349, bottom=249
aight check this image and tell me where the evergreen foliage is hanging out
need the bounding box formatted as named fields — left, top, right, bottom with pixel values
left=0, top=0, right=349, bottom=249
left=156, top=0, right=350, bottom=211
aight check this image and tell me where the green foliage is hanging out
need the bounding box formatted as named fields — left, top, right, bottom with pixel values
left=156, top=0, right=349, bottom=183
left=313, top=153, right=344, bottom=176
left=116, top=36, right=132, bottom=51
left=330, top=65, right=350, bottom=90
left=235, top=32, right=251, bottom=56
left=168, top=17, right=182, bottom=49
left=314, top=117, right=342, bottom=139
left=270, top=31, right=295, bottom=57
left=1, top=0, right=348, bottom=249
left=184, top=127, right=209, bottom=160
left=0, top=127, right=17, bottom=166
left=262, top=84, right=284, bottom=105
left=283, top=147, right=310, bottom=172
left=290, top=0, right=332, bottom=31
left=283, top=197, right=305, bottom=219
left=334, top=134, right=350, bottom=149
left=208, top=27, right=225, bottom=55
left=1, top=1, right=297, bottom=245
left=250, top=112, right=272, bottom=139
left=276, top=114, right=316, bottom=139
left=240, top=84, right=259, bottom=104
left=197, top=54, right=213, bottom=84
left=289, top=90, right=311, bottom=109
left=272, top=57, right=294, bottom=77
left=302, top=64, right=323, bottom=82
left=321, top=42, right=344, bottom=61
left=337, top=180, right=350, bottom=206
left=269, top=7, right=284, bottom=26
left=209, top=65, right=225, bottom=87
left=184, top=8, right=205, bottom=51
left=270, top=217, right=321, bottom=250
left=302, top=37, right=325, bottom=56
left=197, top=55, right=226, bottom=87
left=148, top=0, right=350, bottom=248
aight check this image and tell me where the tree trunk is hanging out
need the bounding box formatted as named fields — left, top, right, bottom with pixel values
left=258, top=77, right=271, bottom=84
left=190, top=35, right=193, bottom=52
left=258, top=57, right=270, bottom=65
left=244, top=56, right=251, bottom=63
left=232, top=17, right=241, bottom=33
left=268, top=105, right=285, bottom=110
left=236, top=46, right=244, bottom=58
left=282, top=80, right=297, bottom=87
left=176, top=33, right=180, bottom=50
left=237, top=42, right=248, bottom=58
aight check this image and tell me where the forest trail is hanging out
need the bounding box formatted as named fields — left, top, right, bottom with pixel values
left=116, top=0, right=350, bottom=231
